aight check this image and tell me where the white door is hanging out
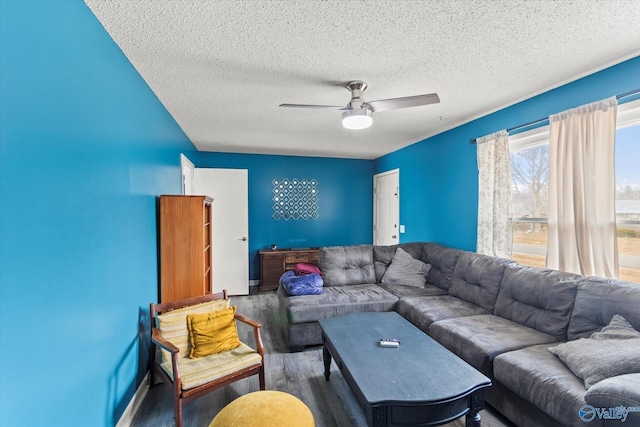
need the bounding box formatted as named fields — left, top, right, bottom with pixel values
left=194, top=168, right=249, bottom=296
left=374, top=169, right=400, bottom=246
left=181, top=154, right=195, bottom=195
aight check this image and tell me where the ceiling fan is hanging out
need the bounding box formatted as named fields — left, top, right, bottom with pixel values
left=279, top=81, right=440, bottom=130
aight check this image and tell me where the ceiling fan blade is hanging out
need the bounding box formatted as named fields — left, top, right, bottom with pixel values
left=279, top=103, right=346, bottom=110
left=367, top=93, right=440, bottom=113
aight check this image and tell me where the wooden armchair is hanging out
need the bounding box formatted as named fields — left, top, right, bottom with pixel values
left=149, top=290, right=265, bottom=427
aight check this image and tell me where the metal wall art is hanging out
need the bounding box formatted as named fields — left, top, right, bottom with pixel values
left=272, top=178, right=319, bottom=220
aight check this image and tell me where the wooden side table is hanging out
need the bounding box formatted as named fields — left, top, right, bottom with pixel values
left=259, top=248, right=319, bottom=291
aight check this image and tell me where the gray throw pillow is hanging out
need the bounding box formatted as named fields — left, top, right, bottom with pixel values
left=381, top=247, right=432, bottom=287
left=591, top=314, right=640, bottom=341
left=548, top=315, right=640, bottom=389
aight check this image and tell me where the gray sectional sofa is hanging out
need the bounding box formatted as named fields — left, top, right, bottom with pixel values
left=276, top=242, right=640, bottom=427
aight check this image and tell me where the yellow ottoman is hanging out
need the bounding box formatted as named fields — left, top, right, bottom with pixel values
left=209, top=390, right=315, bottom=427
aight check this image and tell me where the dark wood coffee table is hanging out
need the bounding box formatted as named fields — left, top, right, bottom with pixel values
left=319, top=312, right=491, bottom=427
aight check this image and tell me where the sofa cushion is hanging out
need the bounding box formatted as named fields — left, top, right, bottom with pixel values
left=381, top=247, right=432, bottom=287
left=281, top=284, right=398, bottom=324
left=396, top=295, right=489, bottom=334
left=421, top=243, right=462, bottom=290
left=319, top=245, right=375, bottom=287
left=429, top=315, right=558, bottom=376
left=494, top=344, right=588, bottom=427
left=377, top=283, right=447, bottom=299
left=495, top=264, right=580, bottom=341
left=161, top=342, right=262, bottom=391
left=568, top=277, right=640, bottom=340
left=548, top=315, right=640, bottom=389
left=585, top=373, right=640, bottom=410
left=448, top=252, right=512, bottom=313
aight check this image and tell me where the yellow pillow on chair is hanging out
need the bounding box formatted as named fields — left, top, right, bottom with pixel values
left=157, top=299, right=230, bottom=363
left=187, top=306, right=241, bottom=358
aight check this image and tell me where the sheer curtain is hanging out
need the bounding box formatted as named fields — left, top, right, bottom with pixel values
left=477, top=130, right=512, bottom=258
left=547, top=97, right=618, bottom=277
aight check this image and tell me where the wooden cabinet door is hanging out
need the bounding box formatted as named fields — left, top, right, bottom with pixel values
left=260, top=253, right=284, bottom=291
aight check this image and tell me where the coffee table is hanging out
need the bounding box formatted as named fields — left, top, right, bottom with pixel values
left=319, top=312, right=491, bottom=427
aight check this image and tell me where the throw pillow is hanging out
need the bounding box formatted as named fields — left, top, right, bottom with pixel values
left=279, top=270, right=323, bottom=296
left=548, top=314, right=640, bottom=389
left=187, top=306, right=241, bottom=358
left=591, top=314, right=640, bottom=340
left=381, top=247, right=432, bottom=287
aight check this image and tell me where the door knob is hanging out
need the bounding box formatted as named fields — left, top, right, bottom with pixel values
left=241, top=237, right=248, bottom=241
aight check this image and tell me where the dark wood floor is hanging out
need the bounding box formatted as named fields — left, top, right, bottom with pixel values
left=131, top=291, right=514, bottom=427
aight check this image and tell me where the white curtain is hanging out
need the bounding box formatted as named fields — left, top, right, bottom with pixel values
left=477, top=130, right=512, bottom=258
left=547, top=97, right=618, bottom=277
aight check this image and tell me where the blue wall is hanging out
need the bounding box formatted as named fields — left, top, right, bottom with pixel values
left=196, top=152, right=374, bottom=279
left=375, top=56, right=640, bottom=251
left=0, top=1, right=196, bottom=426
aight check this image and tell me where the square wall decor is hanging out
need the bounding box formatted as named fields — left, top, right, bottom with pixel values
left=272, top=178, right=319, bottom=220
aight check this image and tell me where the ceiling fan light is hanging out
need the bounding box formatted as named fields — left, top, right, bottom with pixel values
left=342, top=108, right=372, bottom=130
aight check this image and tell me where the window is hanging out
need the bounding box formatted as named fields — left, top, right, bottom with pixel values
left=509, top=98, right=640, bottom=282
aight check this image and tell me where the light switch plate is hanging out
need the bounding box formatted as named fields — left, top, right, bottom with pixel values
left=399, top=225, right=405, bottom=233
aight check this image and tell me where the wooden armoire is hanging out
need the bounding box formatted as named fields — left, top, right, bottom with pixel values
left=159, top=195, right=213, bottom=302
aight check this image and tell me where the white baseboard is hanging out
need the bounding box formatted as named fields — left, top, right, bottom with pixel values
left=249, top=280, right=259, bottom=288
left=116, top=371, right=149, bottom=427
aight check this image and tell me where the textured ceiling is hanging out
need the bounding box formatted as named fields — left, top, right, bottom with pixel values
left=85, top=0, right=640, bottom=159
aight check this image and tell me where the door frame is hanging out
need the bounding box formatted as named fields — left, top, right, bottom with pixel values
left=181, top=154, right=195, bottom=195
left=373, top=168, right=400, bottom=245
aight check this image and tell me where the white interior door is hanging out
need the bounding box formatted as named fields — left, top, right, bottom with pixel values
left=374, top=169, right=400, bottom=246
left=194, top=168, right=249, bottom=296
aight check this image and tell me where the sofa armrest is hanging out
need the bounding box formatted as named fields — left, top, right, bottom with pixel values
left=585, top=374, right=640, bottom=416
